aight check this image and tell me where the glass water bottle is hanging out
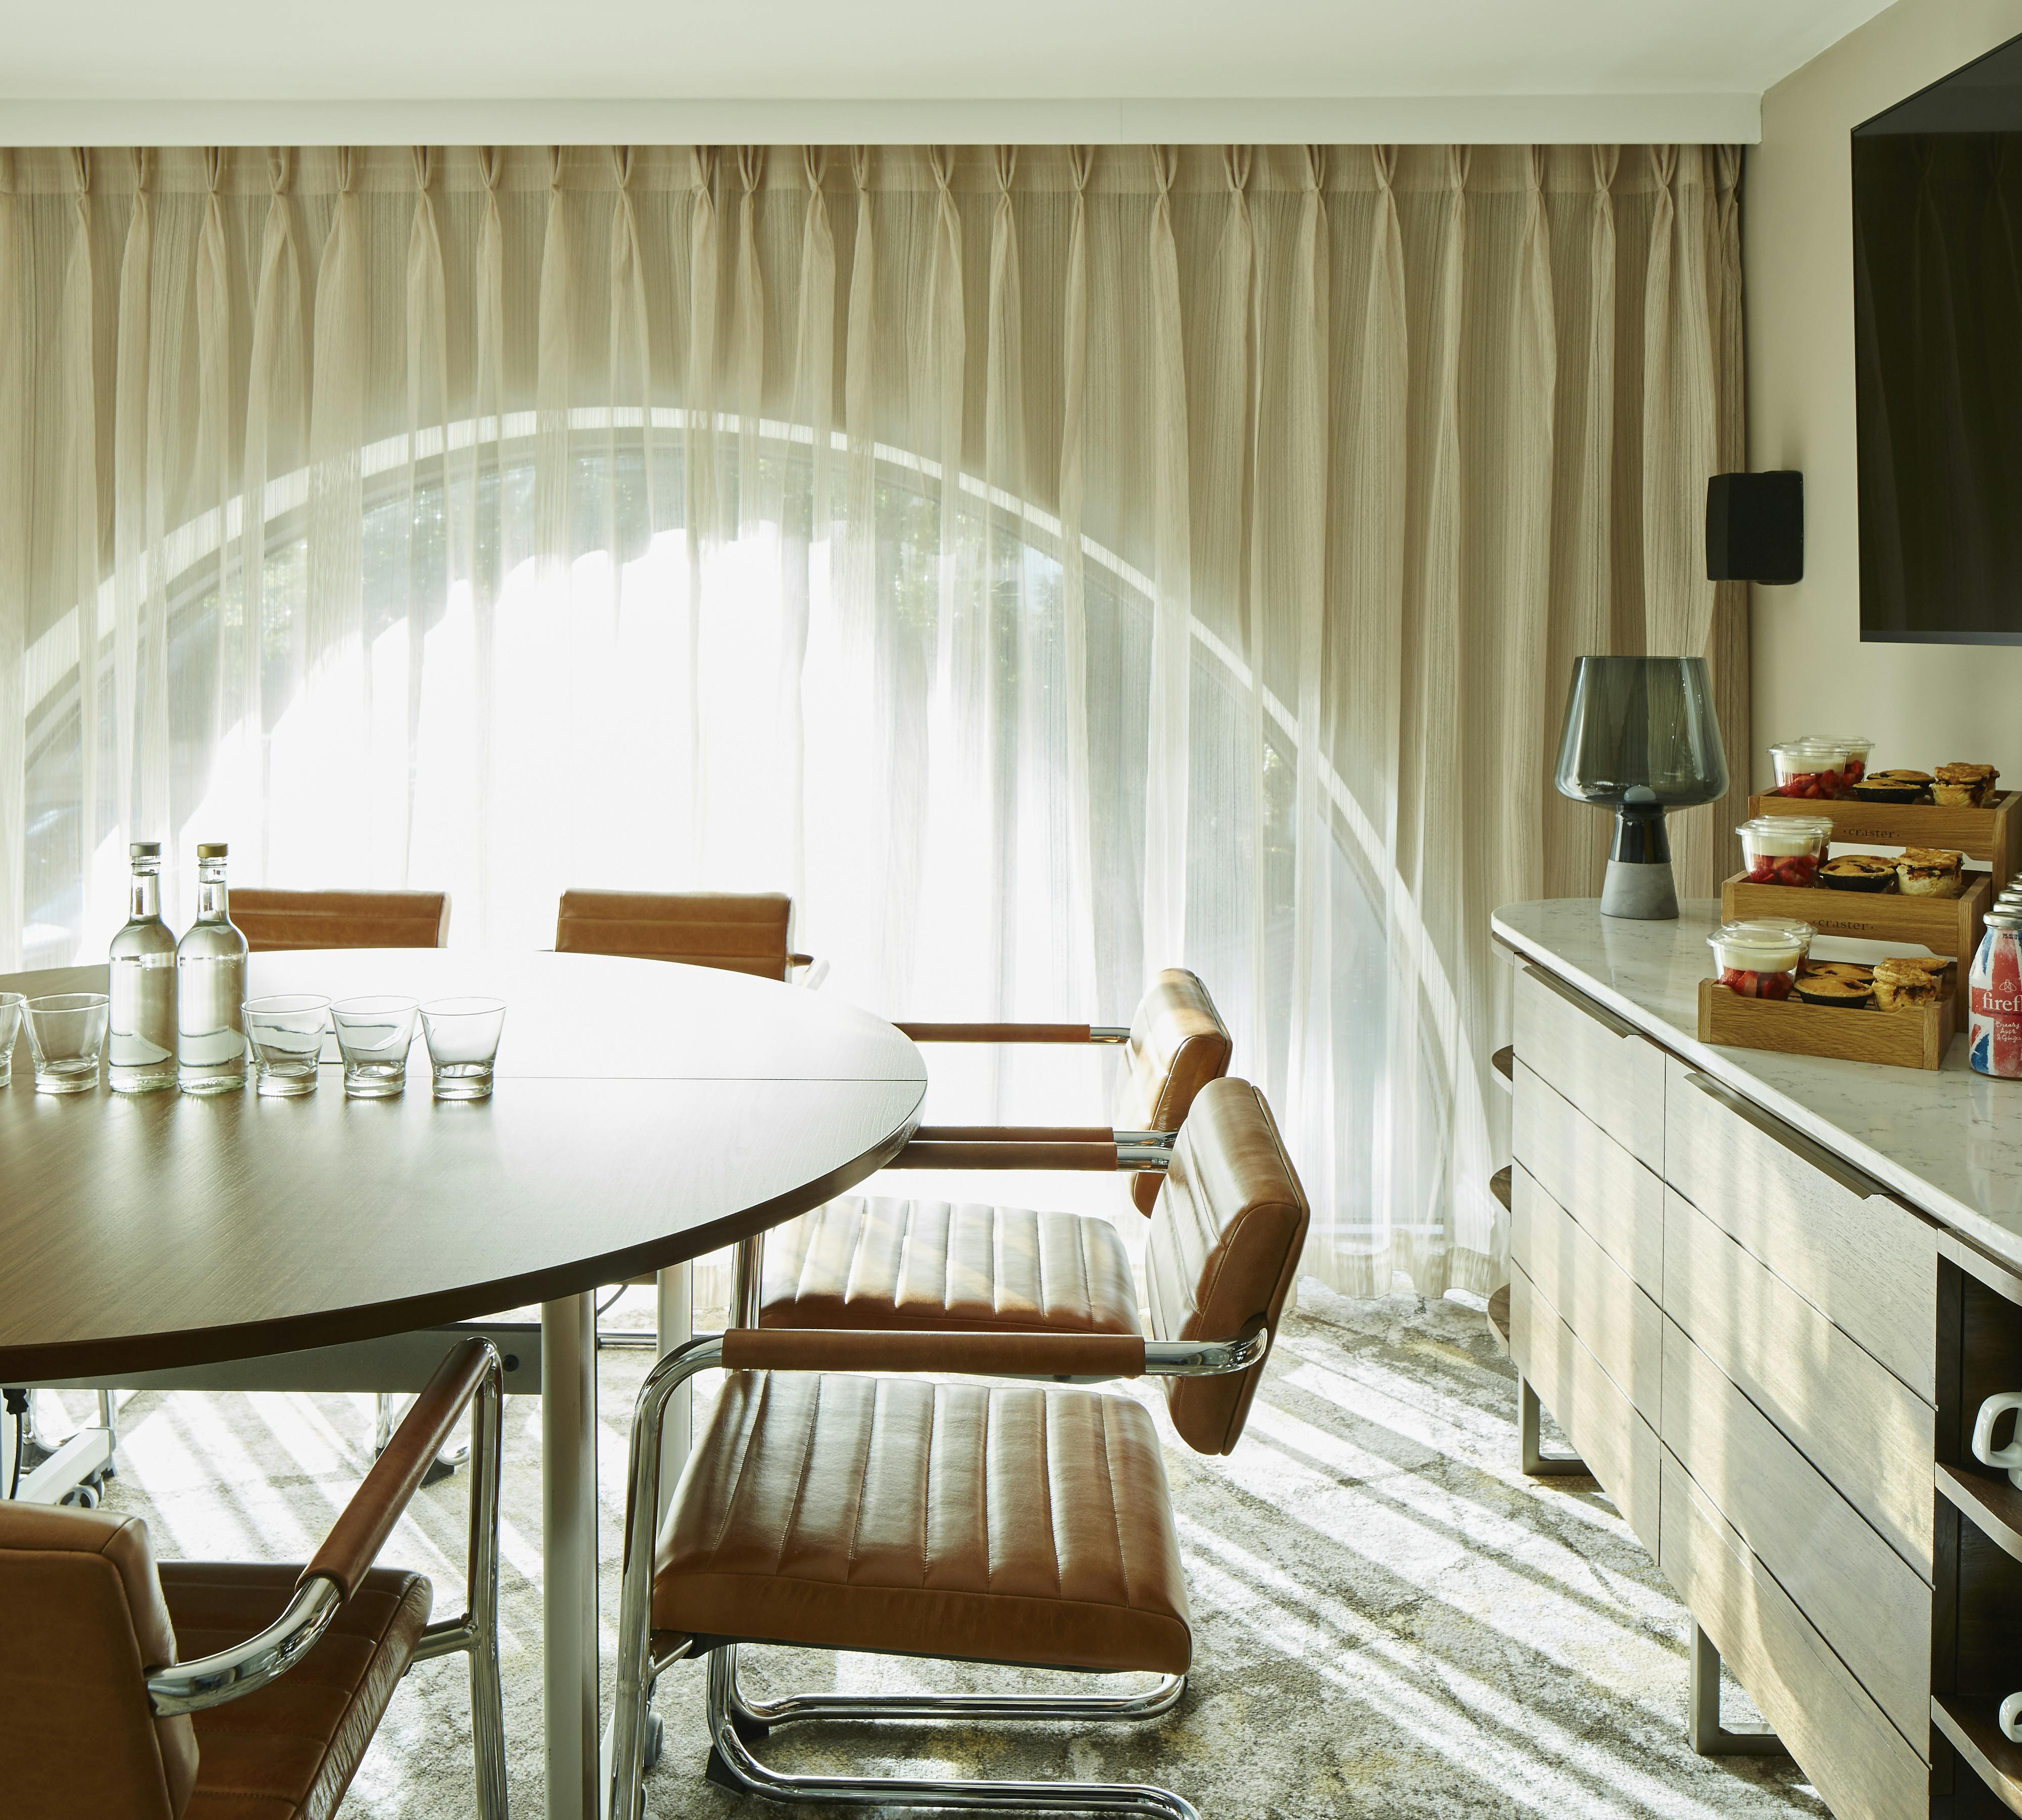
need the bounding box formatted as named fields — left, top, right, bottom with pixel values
left=176, top=842, right=249, bottom=1095
left=107, top=840, right=178, bottom=1093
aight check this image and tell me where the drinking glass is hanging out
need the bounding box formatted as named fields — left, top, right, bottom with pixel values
left=23, top=992, right=110, bottom=1094
left=331, top=995, right=419, bottom=1098
left=245, top=993, right=331, bottom=1098
left=420, top=997, right=507, bottom=1101
left=0, top=992, right=23, bottom=1088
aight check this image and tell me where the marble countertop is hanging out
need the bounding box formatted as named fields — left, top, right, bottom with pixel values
left=1492, top=898, right=2022, bottom=1271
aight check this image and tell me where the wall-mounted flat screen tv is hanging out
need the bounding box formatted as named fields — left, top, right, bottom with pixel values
left=1855, top=32, right=2022, bottom=643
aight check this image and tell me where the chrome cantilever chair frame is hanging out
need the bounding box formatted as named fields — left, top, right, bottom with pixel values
left=146, top=1343, right=509, bottom=1819
left=607, top=1327, right=1267, bottom=1820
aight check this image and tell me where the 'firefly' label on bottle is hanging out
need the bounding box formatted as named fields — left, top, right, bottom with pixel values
left=1970, top=920, right=2022, bottom=1080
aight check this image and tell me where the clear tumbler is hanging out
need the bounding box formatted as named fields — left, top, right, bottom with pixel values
left=331, top=995, right=420, bottom=1098
left=420, top=997, right=507, bottom=1101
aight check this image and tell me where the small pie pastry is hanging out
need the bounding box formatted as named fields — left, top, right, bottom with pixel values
left=1819, top=853, right=1898, bottom=892
left=1850, top=769, right=1933, bottom=803
left=1897, top=847, right=1965, bottom=898
left=1805, top=961, right=1875, bottom=983
left=1793, top=969, right=1875, bottom=1009
left=1934, top=762, right=1999, bottom=807
left=1873, top=956, right=1947, bottom=1010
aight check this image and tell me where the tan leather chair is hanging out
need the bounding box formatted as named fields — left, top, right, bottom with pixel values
left=605, top=1079, right=1307, bottom=1820
left=229, top=888, right=451, bottom=952
left=0, top=1338, right=505, bottom=1820
left=555, top=889, right=813, bottom=981
left=745, top=970, right=1232, bottom=1333
left=897, top=967, right=1232, bottom=1215
left=732, top=967, right=1229, bottom=1335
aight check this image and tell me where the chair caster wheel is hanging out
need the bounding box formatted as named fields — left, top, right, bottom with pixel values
left=642, top=1712, right=664, bottom=1773
left=61, top=1483, right=100, bottom=1510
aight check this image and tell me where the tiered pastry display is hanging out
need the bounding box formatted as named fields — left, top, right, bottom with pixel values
left=1707, top=739, right=2004, bottom=1065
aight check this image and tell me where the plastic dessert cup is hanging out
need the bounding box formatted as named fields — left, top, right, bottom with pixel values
left=1771, top=739, right=1853, bottom=800
left=1805, top=735, right=1873, bottom=788
left=1708, top=919, right=1814, bottom=999
left=1738, top=816, right=1833, bottom=887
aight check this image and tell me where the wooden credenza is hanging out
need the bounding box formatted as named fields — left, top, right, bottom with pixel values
left=1509, top=958, right=2022, bottom=1820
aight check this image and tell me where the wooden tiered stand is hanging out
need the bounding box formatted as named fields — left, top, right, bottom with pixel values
left=1725, top=790, right=2021, bottom=1015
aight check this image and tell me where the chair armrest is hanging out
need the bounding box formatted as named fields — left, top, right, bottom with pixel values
left=720, top=1327, right=1146, bottom=1380
left=301, top=1336, right=499, bottom=1601
left=893, top=1021, right=1130, bottom=1044
left=887, top=1139, right=1122, bottom=1171
left=913, top=1123, right=1114, bottom=1143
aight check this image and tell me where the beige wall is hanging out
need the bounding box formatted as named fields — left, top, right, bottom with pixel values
left=1748, top=0, right=2022, bottom=793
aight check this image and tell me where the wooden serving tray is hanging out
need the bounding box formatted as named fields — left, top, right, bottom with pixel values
left=1747, top=790, right=2020, bottom=888
left=1718, top=871, right=1990, bottom=1013
left=1696, top=976, right=1954, bottom=1070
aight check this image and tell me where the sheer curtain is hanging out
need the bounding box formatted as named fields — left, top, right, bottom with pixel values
left=0, top=143, right=1745, bottom=1296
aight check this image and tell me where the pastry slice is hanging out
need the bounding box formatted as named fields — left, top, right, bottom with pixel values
left=1819, top=853, right=1897, bottom=892
left=1873, top=956, right=1947, bottom=1010
left=1934, top=762, right=1999, bottom=806
left=1897, top=847, right=1965, bottom=898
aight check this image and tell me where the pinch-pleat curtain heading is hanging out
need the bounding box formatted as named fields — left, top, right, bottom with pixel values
left=0, top=143, right=1745, bottom=1298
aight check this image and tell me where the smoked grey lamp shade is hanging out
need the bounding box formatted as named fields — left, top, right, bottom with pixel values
left=1554, top=656, right=1728, bottom=920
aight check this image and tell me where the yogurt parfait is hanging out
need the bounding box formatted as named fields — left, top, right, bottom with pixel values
left=1708, top=918, right=1815, bottom=999
left=1738, top=815, right=1833, bottom=887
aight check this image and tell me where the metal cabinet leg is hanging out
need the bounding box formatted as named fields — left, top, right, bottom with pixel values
left=1688, top=1622, right=1784, bottom=1755
left=1519, top=1374, right=1589, bottom=1476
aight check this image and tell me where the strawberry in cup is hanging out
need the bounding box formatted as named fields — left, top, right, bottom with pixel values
left=1738, top=815, right=1833, bottom=888
left=1770, top=739, right=1853, bottom=799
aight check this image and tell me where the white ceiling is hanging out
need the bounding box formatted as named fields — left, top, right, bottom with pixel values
left=0, top=0, right=1898, bottom=145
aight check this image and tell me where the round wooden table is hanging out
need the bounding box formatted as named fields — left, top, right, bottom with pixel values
left=0, top=948, right=926, bottom=1820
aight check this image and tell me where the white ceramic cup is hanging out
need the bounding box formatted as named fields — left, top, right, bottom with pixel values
left=1971, top=1391, right=2022, bottom=1490
left=2003, top=1691, right=2022, bottom=1745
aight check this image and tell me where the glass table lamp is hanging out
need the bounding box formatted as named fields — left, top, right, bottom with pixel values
left=1554, top=656, right=1728, bottom=920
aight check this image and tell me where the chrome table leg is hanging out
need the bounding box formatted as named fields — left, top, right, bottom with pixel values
left=543, top=1292, right=599, bottom=1820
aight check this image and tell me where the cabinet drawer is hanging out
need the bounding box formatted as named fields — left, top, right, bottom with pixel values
left=1512, top=1061, right=1663, bottom=1295
left=1661, top=1317, right=1930, bottom=1750
left=1664, top=1057, right=1936, bottom=1402
left=1658, top=1451, right=1928, bottom=1820
left=1514, top=965, right=1665, bottom=1173
left=1663, top=1189, right=1933, bottom=1578
left=1509, top=1263, right=1660, bottom=1557
left=1512, top=1165, right=1661, bottom=1425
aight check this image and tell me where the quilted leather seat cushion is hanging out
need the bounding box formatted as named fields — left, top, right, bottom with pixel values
left=163, top=1563, right=431, bottom=1820
left=760, top=1198, right=1142, bottom=1335
left=654, top=1370, right=1190, bottom=1675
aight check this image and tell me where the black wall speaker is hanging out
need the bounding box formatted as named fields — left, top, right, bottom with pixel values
left=1706, top=470, right=1803, bottom=584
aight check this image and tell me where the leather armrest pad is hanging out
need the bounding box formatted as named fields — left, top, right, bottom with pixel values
left=719, top=1327, right=1146, bottom=1378
left=301, top=1337, right=494, bottom=1599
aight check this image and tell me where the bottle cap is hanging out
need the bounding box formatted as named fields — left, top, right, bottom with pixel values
left=129, top=841, right=160, bottom=859
left=196, top=842, right=228, bottom=859
left=1990, top=910, right=2022, bottom=930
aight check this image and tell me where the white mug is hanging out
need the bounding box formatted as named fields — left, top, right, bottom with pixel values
left=2003, top=1691, right=2022, bottom=1745
left=1971, top=1392, right=2022, bottom=1490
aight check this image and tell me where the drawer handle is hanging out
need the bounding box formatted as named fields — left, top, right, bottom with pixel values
left=1680, top=1069, right=1892, bottom=1203
left=1522, top=965, right=1643, bottom=1043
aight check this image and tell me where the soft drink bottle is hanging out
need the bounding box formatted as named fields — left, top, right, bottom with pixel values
left=1969, top=908, right=2022, bottom=1079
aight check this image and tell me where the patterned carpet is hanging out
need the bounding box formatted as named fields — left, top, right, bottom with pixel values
left=55, top=1273, right=1832, bottom=1819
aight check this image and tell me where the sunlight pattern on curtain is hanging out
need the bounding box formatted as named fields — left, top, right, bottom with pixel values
left=0, top=144, right=1745, bottom=1296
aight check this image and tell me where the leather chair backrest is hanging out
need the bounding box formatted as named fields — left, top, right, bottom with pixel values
left=231, top=888, right=450, bottom=952
left=0, top=1503, right=199, bottom=1818
left=1110, top=969, right=1233, bottom=1214
left=1145, top=1077, right=1309, bottom=1455
left=555, top=889, right=795, bottom=980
